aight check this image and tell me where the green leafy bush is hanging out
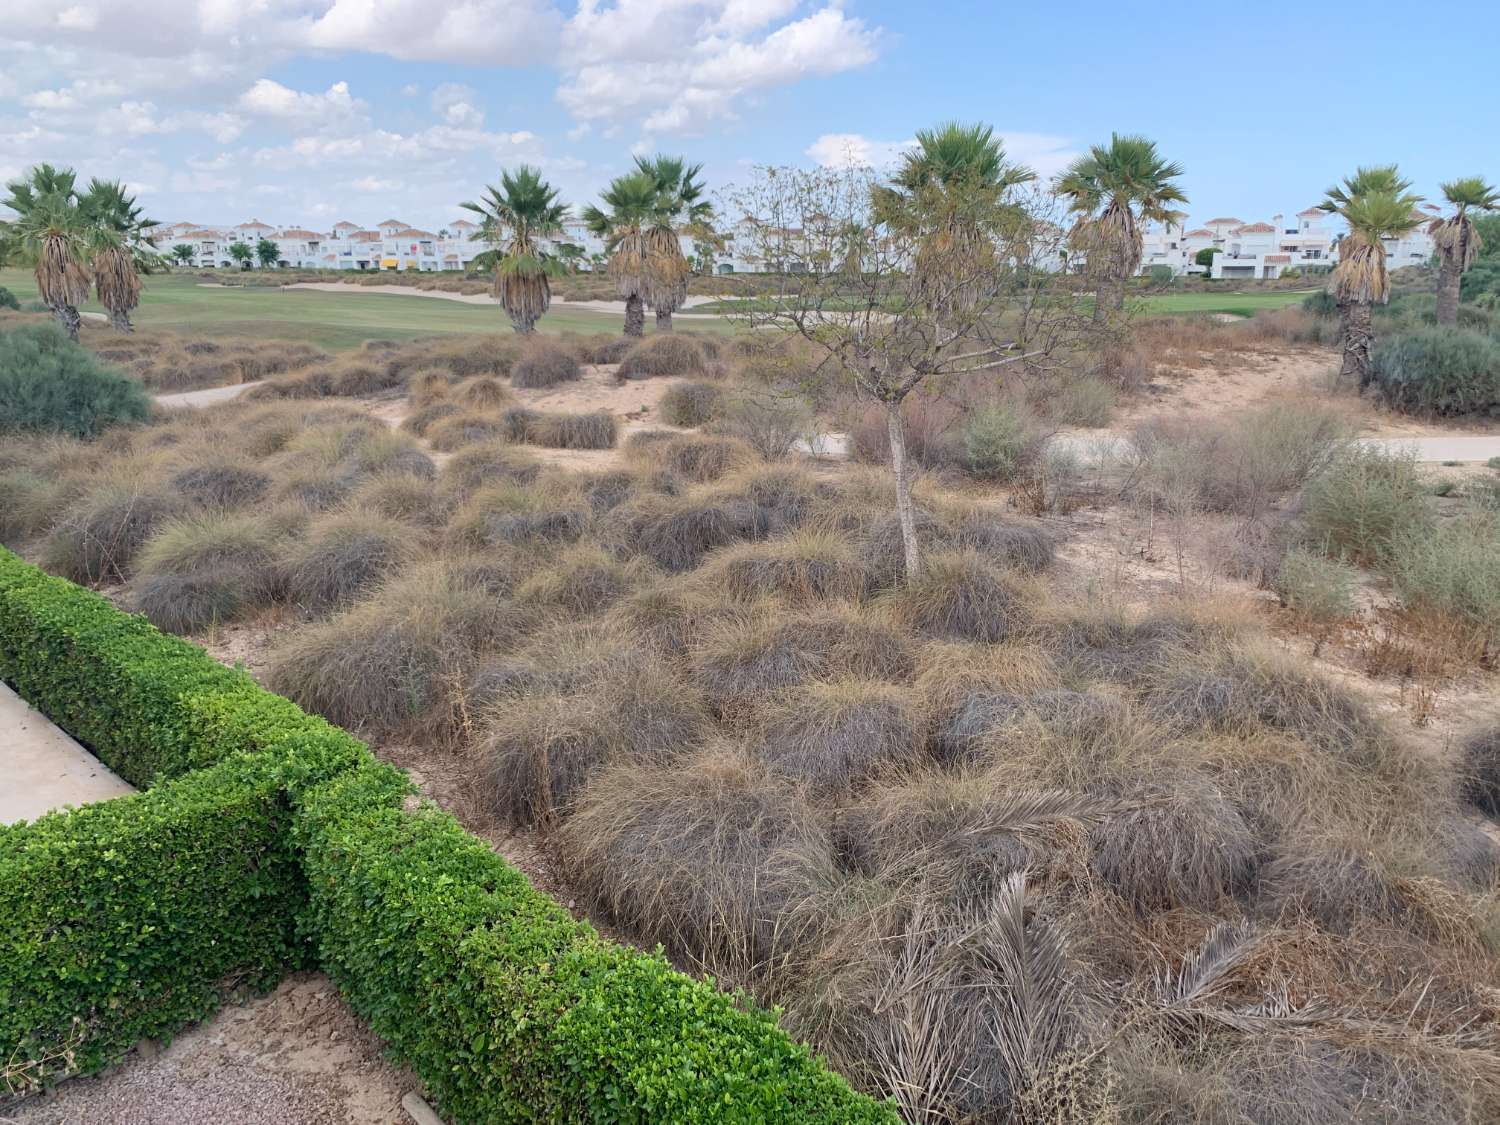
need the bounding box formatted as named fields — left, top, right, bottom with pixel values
left=0, top=286, right=18, bottom=311
left=1371, top=329, right=1500, bottom=416
left=961, top=402, right=1039, bottom=481
left=296, top=767, right=897, bottom=1124
left=1274, top=547, right=1357, bottom=624
left=0, top=323, right=151, bottom=438
left=1387, top=514, right=1500, bottom=643
left=1301, top=444, right=1429, bottom=565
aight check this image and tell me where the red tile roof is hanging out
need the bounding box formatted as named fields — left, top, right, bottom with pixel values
left=1297, top=208, right=1324, bottom=217
left=237, top=220, right=274, bottom=230
left=333, top=221, right=359, bottom=229
left=378, top=218, right=406, bottom=226
left=278, top=229, right=322, bottom=239
left=1184, top=228, right=1214, bottom=238
left=1206, top=217, right=1244, bottom=225
left=1234, top=222, right=1277, bottom=233
left=394, top=228, right=437, bottom=238
left=350, top=231, right=381, bottom=242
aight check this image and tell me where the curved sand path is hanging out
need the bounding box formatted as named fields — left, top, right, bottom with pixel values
left=231, top=281, right=725, bottom=315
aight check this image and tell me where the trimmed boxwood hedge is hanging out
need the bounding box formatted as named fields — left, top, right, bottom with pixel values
left=0, top=544, right=893, bottom=1121
left=296, top=765, right=894, bottom=1123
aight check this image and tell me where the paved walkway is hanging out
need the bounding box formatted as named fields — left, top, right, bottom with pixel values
left=1053, top=431, right=1500, bottom=466
left=1, top=682, right=134, bottom=825
left=154, top=380, right=266, bottom=409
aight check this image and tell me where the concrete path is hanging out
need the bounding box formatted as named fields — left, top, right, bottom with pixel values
left=1, top=682, right=134, bottom=825
left=154, top=380, right=266, bottom=409
left=1052, top=431, right=1500, bottom=466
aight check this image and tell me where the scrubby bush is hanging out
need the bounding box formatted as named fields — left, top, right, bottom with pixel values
left=1048, top=376, right=1116, bottom=428
left=583, top=335, right=637, bottom=365
left=511, top=340, right=581, bottom=388
left=448, top=480, right=588, bottom=548
left=350, top=469, right=451, bottom=528
left=0, top=323, right=151, bottom=438
left=0, top=286, right=19, bottom=311
left=516, top=544, right=648, bottom=616
left=660, top=435, right=755, bottom=482
left=1386, top=513, right=1500, bottom=642
left=619, top=334, right=706, bottom=379
left=715, top=384, right=813, bottom=460
left=1460, top=725, right=1500, bottom=817
left=1371, top=328, right=1500, bottom=416
left=961, top=402, right=1042, bottom=481
left=1274, top=546, right=1358, bottom=625
left=1301, top=444, right=1429, bottom=564
left=660, top=381, right=723, bottom=427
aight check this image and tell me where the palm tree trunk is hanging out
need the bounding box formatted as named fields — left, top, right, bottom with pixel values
left=1435, top=245, right=1462, bottom=327
left=886, top=402, right=921, bottom=581
left=52, top=303, right=81, bottom=341
left=624, top=293, right=645, bottom=337
left=655, top=307, right=673, bottom=332
left=108, top=307, right=133, bottom=333
left=1341, top=300, right=1375, bottom=388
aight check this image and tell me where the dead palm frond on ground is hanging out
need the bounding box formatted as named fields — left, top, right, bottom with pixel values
left=461, top=166, right=567, bottom=335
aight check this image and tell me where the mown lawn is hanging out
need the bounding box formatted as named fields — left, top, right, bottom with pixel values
left=0, top=268, right=733, bottom=350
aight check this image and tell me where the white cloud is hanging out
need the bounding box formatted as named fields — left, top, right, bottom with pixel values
left=558, top=1, right=881, bottom=135
left=300, top=0, right=561, bottom=65
left=352, top=175, right=401, bottom=192
left=806, top=130, right=1081, bottom=180
left=238, top=79, right=365, bottom=128
left=431, top=83, right=484, bottom=128
left=806, top=133, right=911, bottom=170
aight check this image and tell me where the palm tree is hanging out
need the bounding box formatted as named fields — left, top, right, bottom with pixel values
left=1428, top=177, right=1499, bottom=325
left=1054, top=134, right=1187, bottom=322
left=632, top=154, right=713, bottom=331
left=1317, top=166, right=1414, bottom=356
left=555, top=242, right=586, bottom=273
left=1325, top=189, right=1425, bottom=387
left=461, top=165, right=567, bottom=335
left=79, top=179, right=158, bottom=333
left=874, top=121, right=1036, bottom=315
left=170, top=243, right=195, bottom=267
left=0, top=164, right=90, bottom=339
left=582, top=171, right=668, bottom=337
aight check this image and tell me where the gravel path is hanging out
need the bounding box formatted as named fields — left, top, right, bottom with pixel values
left=1, top=974, right=414, bottom=1125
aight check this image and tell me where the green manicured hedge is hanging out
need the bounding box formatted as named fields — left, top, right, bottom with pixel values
left=0, top=746, right=369, bottom=1089
left=0, top=544, right=889, bottom=1118
left=296, top=766, right=896, bottom=1124
left=0, top=548, right=354, bottom=787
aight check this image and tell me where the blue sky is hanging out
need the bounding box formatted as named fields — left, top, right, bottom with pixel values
left=2, top=1, right=1493, bottom=233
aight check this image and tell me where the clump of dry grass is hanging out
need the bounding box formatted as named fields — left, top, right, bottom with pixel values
left=129, top=509, right=294, bottom=633
left=627, top=433, right=757, bottom=482
left=456, top=375, right=512, bottom=410
left=583, top=336, right=636, bottom=365
left=1088, top=770, right=1260, bottom=912
left=692, top=604, right=914, bottom=714
left=425, top=411, right=511, bottom=452
left=439, top=441, right=540, bottom=497
left=878, top=550, right=1032, bottom=643
left=606, top=491, right=767, bottom=572
left=659, top=381, right=723, bottom=427
left=618, top=334, right=707, bottom=379
left=266, top=559, right=520, bottom=738
left=348, top=469, right=451, bottom=528
left=510, top=339, right=582, bottom=388
left=857, top=507, right=1054, bottom=592
left=168, top=462, right=272, bottom=508
left=1260, top=837, right=1409, bottom=934
left=484, top=644, right=710, bottom=825
left=385, top=333, right=520, bottom=380
left=704, top=529, right=866, bottom=604
left=400, top=399, right=463, bottom=437
left=43, top=483, right=187, bottom=584
left=407, top=368, right=453, bottom=405
left=280, top=509, right=415, bottom=615
left=930, top=688, right=1130, bottom=770
left=556, top=744, right=833, bottom=973
left=502, top=407, right=618, bottom=449
left=750, top=678, right=923, bottom=793
left=1460, top=724, right=1500, bottom=818
left=448, top=479, right=588, bottom=548
left=516, top=544, right=651, bottom=616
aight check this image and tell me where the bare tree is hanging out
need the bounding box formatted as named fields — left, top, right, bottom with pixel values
left=725, top=158, right=1093, bottom=581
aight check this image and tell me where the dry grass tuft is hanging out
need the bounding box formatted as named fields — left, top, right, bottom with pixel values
left=618, top=334, right=707, bottom=379
left=425, top=411, right=511, bottom=452
left=348, top=469, right=451, bottom=528
left=659, top=381, right=724, bottom=427
left=457, top=375, right=512, bottom=410
left=510, top=339, right=582, bottom=388
left=516, top=544, right=651, bottom=616
left=606, top=491, right=767, bottom=572
left=130, top=509, right=294, bottom=633
left=169, top=462, right=272, bottom=508
left=878, top=550, right=1032, bottom=643
left=43, top=484, right=187, bottom=584
left=279, top=509, right=415, bottom=615
left=440, top=441, right=541, bottom=497
left=1460, top=724, right=1500, bottom=818
left=704, top=529, right=866, bottom=604
left=448, top=480, right=588, bottom=548
left=750, top=678, right=923, bottom=793
left=502, top=407, right=618, bottom=449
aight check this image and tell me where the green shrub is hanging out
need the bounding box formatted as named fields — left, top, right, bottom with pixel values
left=1301, top=290, right=1338, bottom=318
left=961, top=402, right=1038, bottom=481
left=295, top=767, right=896, bottom=1124
left=0, top=323, right=151, bottom=438
left=1300, top=444, right=1429, bottom=565
left=1370, top=329, right=1500, bottom=416
left=0, top=286, right=18, bottom=311
left=1146, top=265, right=1175, bottom=286
left=1386, top=514, right=1500, bottom=643
left=1274, top=547, right=1358, bottom=624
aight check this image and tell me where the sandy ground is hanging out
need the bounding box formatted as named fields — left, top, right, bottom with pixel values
left=0, top=683, right=135, bottom=824
left=3, top=974, right=414, bottom=1125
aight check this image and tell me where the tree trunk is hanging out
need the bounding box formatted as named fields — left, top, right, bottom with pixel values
left=655, top=307, right=673, bottom=332
left=623, top=293, right=645, bottom=337
left=1341, top=300, right=1374, bottom=389
left=1435, top=244, right=1462, bottom=327
left=109, top=308, right=133, bottom=333
left=886, top=402, right=921, bottom=582
left=1092, top=269, right=1123, bottom=324
left=52, top=303, right=81, bottom=341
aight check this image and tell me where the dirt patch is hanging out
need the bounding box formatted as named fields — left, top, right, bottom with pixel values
left=3, top=974, right=413, bottom=1125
